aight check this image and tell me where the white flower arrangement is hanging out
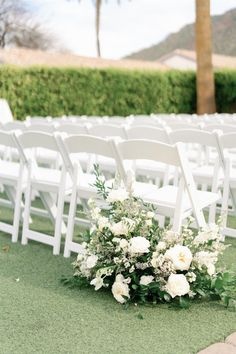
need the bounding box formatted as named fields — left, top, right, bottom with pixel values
left=69, top=166, right=236, bottom=309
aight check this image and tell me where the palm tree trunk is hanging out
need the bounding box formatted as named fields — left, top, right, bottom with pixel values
left=95, top=0, right=102, bottom=57
left=195, top=0, right=216, bottom=114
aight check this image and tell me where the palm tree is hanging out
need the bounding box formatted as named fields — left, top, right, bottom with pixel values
left=195, top=0, right=216, bottom=114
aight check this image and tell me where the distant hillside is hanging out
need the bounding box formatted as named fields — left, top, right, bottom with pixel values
left=125, top=8, right=236, bottom=61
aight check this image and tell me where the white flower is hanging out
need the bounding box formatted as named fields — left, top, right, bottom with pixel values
left=91, top=207, right=101, bottom=220
left=123, top=217, right=136, bottom=232
left=110, top=221, right=129, bottom=236
left=120, top=239, right=129, bottom=249
left=140, top=275, right=154, bottom=286
left=98, top=217, right=110, bottom=231
left=112, top=275, right=130, bottom=304
left=186, top=272, right=196, bottom=283
left=207, top=263, right=216, bottom=276
left=90, top=277, right=104, bottom=290
left=86, top=255, right=98, bottom=269
left=194, top=251, right=218, bottom=270
left=147, top=211, right=155, bottom=219
left=166, top=274, right=190, bottom=298
left=156, top=241, right=167, bottom=251
left=129, top=236, right=150, bottom=255
left=146, top=219, right=152, bottom=227
left=165, top=245, right=192, bottom=271
left=194, top=224, right=219, bottom=245
left=163, top=230, right=178, bottom=242
left=107, top=189, right=129, bottom=203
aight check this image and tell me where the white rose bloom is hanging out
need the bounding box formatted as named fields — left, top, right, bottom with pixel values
left=147, top=211, right=155, bottom=219
left=107, top=189, right=129, bottom=203
left=120, top=239, right=129, bottom=249
left=207, top=263, right=216, bottom=276
left=86, top=255, right=98, bottom=269
left=166, top=274, right=190, bottom=298
left=165, top=245, right=192, bottom=271
left=112, top=275, right=130, bottom=303
left=110, top=221, right=129, bottom=236
left=140, top=275, right=154, bottom=286
left=90, top=277, right=104, bottom=290
left=98, top=217, right=110, bottom=231
left=129, top=236, right=150, bottom=255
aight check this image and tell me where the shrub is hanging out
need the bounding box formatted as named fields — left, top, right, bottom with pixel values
left=0, top=66, right=235, bottom=120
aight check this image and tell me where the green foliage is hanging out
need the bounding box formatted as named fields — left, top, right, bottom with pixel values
left=0, top=66, right=235, bottom=119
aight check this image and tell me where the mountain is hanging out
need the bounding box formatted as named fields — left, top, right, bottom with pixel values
left=125, top=8, right=236, bottom=61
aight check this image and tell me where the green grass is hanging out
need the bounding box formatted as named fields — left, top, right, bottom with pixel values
left=1, top=205, right=236, bottom=354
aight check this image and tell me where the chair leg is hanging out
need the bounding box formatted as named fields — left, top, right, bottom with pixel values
left=53, top=186, right=66, bottom=256
left=22, top=182, right=32, bottom=246
left=12, top=183, right=23, bottom=243
left=64, top=187, right=77, bottom=258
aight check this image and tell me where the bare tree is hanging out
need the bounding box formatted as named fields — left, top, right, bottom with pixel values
left=0, top=0, right=61, bottom=51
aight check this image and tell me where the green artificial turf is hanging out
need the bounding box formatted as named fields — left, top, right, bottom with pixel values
left=1, top=204, right=236, bottom=354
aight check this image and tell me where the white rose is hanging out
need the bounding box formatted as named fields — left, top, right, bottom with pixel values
left=86, top=255, right=98, bottom=269
left=112, top=275, right=130, bottom=303
left=166, top=274, right=190, bottom=298
left=129, top=236, right=150, bottom=255
left=110, top=221, right=129, bottom=236
left=140, top=275, right=154, bottom=286
left=120, top=239, right=129, bottom=249
left=107, top=189, right=129, bottom=203
left=165, top=245, right=192, bottom=271
left=98, top=217, right=110, bottom=231
left=207, top=263, right=216, bottom=276
left=90, top=277, right=104, bottom=290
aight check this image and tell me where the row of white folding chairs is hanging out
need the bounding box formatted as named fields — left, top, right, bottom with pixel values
left=0, top=130, right=223, bottom=257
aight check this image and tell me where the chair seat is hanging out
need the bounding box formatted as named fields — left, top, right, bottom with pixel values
left=193, top=165, right=223, bottom=185
left=0, top=160, right=25, bottom=185
left=133, top=183, right=220, bottom=218
left=31, top=167, right=72, bottom=192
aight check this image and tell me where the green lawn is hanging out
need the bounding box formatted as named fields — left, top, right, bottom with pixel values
left=1, top=205, right=236, bottom=354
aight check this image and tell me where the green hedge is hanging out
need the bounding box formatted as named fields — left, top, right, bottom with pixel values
left=0, top=66, right=235, bottom=119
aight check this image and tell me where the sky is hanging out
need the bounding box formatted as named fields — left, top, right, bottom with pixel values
left=28, top=0, right=236, bottom=59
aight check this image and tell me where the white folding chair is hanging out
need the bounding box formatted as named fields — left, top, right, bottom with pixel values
left=126, top=125, right=172, bottom=186
left=216, top=132, right=236, bottom=238
left=112, top=139, right=220, bottom=232
left=15, top=132, right=72, bottom=255
left=56, top=134, right=117, bottom=257
left=0, top=131, right=25, bottom=242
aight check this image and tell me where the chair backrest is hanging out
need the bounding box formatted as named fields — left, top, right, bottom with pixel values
left=88, top=124, right=127, bottom=139
left=26, top=124, right=56, bottom=133
left=126, top=125, right=170, bottom=143
left=56, top=134, right=116, bottom=177
left=57, top=123, right=88, bottom=135
left=112, top=139, right=206, bottom=228
left=3, top=121, right=27, bottom=131
left=205, top=124, right=236, bottom=133
left=168, top=122, right=200, bottom=131
left=0, top=130, right=17, bottom=149
left=0, top=99, right=14, bottom=124
left=169, top=129, right=218, bottom=147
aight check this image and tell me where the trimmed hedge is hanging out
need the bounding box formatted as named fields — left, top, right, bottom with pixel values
left=0, top=66, right=235, bottom=119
